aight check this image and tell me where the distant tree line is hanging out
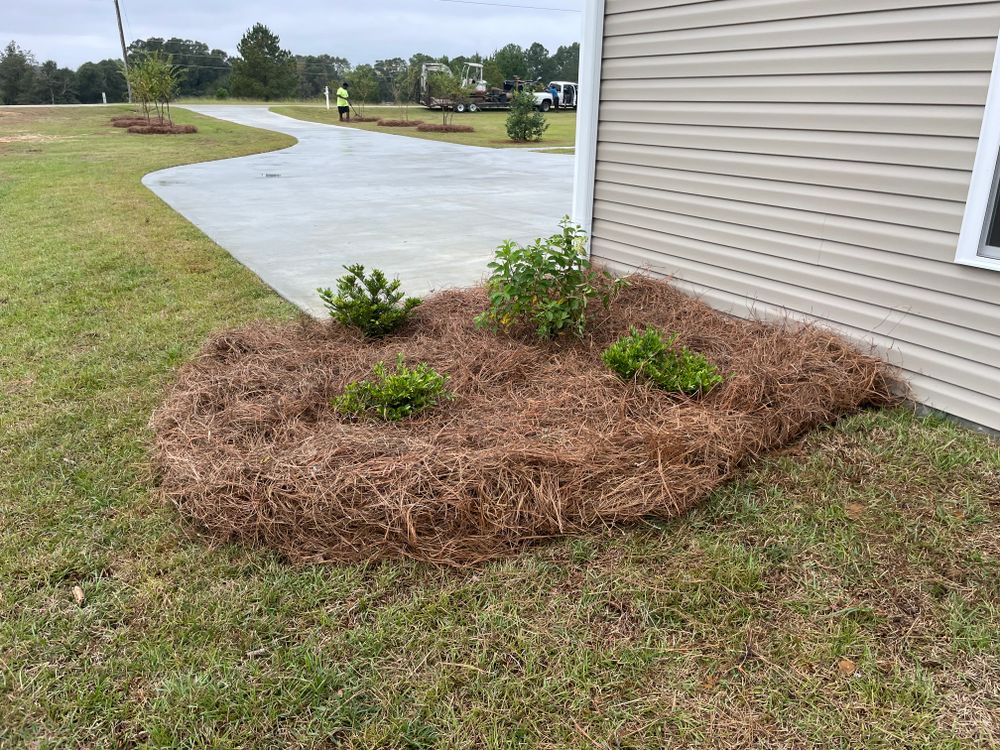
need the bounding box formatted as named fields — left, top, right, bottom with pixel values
left=0, top=24, right=580, bottom=105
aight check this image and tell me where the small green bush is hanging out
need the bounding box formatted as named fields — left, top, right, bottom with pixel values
left=333, top=356, right=450, bottom=421
left=475, top=217, right=624, bottom=338
left=603, top=326, right=723, bottom=395
left=318, top=265, right=421, bottom=338
left=505, top=89, right=548, bottom=142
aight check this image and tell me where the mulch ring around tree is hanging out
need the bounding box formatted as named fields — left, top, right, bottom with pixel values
left=127, top=124, right=198, bottom=134
left=151, top=276, right=901, bottom=566
left=109, top=115, right=197, bottom=134
left=349, top=116, right=381, bottom=123
left=416, top=123, right=474, bottom=133
left=377, top=119, right=424, bottom=127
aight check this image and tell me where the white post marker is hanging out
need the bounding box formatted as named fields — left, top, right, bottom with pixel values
left=102, top=92, right=107, bottom=105
left=324, top=86, right=330, bottom=110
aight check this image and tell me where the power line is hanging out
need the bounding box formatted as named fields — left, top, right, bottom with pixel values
left=437, top=0, right=581, bottom=11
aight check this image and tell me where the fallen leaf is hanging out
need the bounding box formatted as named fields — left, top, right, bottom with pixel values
left=701, top=674, right=719, bottom=691
left=72, top=586, right=85, bottom=606
left=837, top=658, right=856, bottom=676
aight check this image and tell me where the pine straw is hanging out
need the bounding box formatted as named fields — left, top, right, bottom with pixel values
left=377, top=119, right=424, bottom=127
left=349, top=116, right=381, bottom=123
left=127, top=124, right=198, bottom=135
left=416, top=123, right=475, bottom=133
left=152, top=277, right=900, bottom=566
left=111, top=116, right=165, bottom=128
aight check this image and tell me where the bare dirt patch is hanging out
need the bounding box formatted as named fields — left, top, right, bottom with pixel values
left=0, top=133, right=64, bottom=144
left=152, top=277, right=899, bottom=566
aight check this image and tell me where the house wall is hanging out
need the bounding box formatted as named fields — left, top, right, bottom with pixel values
left=589, top=0, right=1000, bottom=431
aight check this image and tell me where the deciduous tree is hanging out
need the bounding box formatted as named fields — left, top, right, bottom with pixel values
left=0, top=41, right=36, bottom=105
left=350, top=64, right=379, bottom=114
left=75, top=59, right=127, bottom=103
left=129, top=38, right=230, bottom=96
left=31, top=60, right=77, bottom=104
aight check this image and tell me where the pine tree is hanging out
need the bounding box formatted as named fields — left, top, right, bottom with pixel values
left=229, top=24, right=296, bottom=100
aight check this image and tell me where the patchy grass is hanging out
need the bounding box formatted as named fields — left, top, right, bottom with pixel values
left=272, top=104, right=578, bottom=149
left=1, top=106, right=999, bottom=749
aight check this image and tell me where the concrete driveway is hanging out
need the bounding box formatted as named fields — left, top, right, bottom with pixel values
left=143, top=106, right=573, bottom=315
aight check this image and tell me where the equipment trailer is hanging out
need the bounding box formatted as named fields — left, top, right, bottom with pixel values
left=419, top=62, right=577, bottom=113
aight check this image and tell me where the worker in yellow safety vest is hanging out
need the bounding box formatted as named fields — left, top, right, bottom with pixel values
left=336, top=82, right=350, bottom=121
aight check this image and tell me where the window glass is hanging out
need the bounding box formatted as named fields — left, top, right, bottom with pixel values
left=984, top=150, right=1000, bottom=259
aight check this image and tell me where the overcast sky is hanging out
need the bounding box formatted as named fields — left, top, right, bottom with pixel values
left=1, top=0, right=585, bottom=69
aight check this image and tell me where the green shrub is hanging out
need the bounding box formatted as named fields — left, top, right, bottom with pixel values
left=333, top=356, right=450, bottom=421
left=603, top=326, right=723, bottom=395
left=475, top=217, right=623, bottom=338
left=505, top=89, right=548, bottom=142
left=318, top=265, right=421, bottom=337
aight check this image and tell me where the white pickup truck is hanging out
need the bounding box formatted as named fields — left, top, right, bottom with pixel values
left=533, top=81, right=579, bottom=112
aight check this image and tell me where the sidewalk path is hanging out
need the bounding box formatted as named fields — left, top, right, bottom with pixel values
left=143, top=106, right=573, bottom=315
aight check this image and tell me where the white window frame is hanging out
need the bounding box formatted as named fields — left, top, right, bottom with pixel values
left=956, top=35, right=1000, bottom=271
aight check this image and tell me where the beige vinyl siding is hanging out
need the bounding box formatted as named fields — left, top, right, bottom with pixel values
left=591, top=0, right=1000, bottom=430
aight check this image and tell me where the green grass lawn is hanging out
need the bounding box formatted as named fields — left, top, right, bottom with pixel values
left=272, top=104, right=578, bottom=150
left=2, top=106, right=999, bottom=749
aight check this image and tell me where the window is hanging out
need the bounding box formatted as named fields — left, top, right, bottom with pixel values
left=956, top=37, right=1000, bottom=271
left=982, top=151, right=1000, bottom=260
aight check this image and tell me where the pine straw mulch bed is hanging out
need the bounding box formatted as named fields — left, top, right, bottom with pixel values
left=128, top=124, right=198, bottom=135
left=152, top=277, right=900, bottom=566
left=416, top=123, right=475, bottom=133
left=377, top=119, right=424, bottom=127
left=109, top=116, right=197, bottom=134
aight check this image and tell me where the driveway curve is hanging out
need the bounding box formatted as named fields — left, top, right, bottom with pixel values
left=143, top=105, right=573, bottom=315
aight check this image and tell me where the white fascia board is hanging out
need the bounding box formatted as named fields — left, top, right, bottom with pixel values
left=572, top=0, right=607, bottom=253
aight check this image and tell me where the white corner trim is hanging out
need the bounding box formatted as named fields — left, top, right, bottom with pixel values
left=955, top=34, right=1000, bottom=272
left=572, top=0, right=606, bottom=252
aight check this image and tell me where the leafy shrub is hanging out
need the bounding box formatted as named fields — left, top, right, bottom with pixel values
left=506, top=90, right=549, bottom=142
left=475, top=217, right=623, bottom=338
left=603, top=326, right=723, bottom=394
left=215, top=87, right=229, bottom=100
left=318, top=265, right=421, bottom=337
left=333, top=356, right=450, bottom=421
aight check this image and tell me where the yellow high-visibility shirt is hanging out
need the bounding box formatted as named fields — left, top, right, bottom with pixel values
left=336, top=87, right=349, bottom=107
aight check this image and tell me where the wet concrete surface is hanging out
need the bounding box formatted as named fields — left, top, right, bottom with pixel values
left=143, top=106, right=574, bottom=315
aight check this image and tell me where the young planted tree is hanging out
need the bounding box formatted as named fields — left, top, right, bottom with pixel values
left=123, top=52, right=181, bottom=124
left=428, top=69, right=466, bottom=126
left=147, top=53, right=180, bottom=124
left=390, top=63, right=414, bottom=120
left=124, top=57, right=153, bottom=120
left=505, top=89, right=548, bottom=142
left=350, top=64, right=379, bottom=116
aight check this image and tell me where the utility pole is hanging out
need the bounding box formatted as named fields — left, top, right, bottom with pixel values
left=113, top=0, right=132, bottom=103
